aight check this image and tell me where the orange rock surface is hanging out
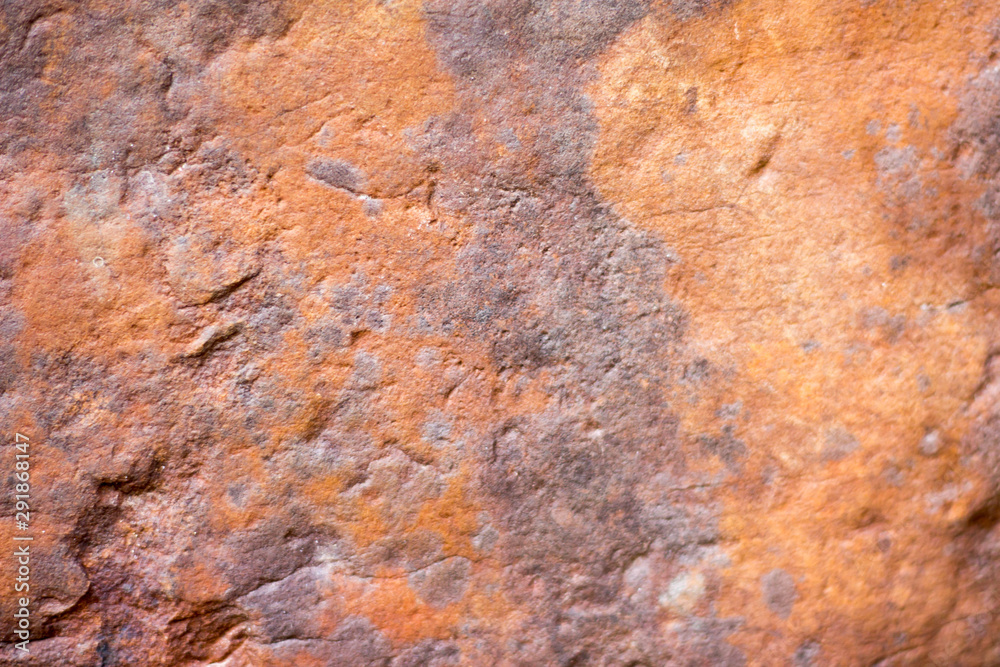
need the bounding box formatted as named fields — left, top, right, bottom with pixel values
left=1, top=0, right=998, bottom=665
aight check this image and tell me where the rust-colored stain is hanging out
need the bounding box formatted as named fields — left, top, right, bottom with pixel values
left=590, top=0, right=1000, bottom=663
left=2, top=0, right=1000, bottom=663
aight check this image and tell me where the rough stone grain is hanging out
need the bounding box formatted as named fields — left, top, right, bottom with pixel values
left=1, top=0, right=999, bottom=665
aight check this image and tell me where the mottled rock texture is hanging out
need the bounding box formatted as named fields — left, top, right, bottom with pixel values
left=1, top=0, right=1000, bottom=665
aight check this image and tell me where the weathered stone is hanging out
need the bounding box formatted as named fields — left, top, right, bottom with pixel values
left=1, top=0, right=999, bottom=665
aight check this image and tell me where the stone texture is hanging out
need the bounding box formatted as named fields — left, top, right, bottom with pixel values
left=0, top=0, right=999, bottom=665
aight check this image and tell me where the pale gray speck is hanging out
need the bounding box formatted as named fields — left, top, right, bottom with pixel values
left=349, top=352, right=382, bottom=390
left=624, top=556, right=650, bottom=589
left=874, top=145, right=918, bottom=175
left=408, top=557, right=471, bottom=608
left=422, top=414, right=453, bottom=445
left=415, top=346, right=442, bottom=368
left=716, top=401, right=742, bottom=420
left=761, top=568, right=797, bottom=619
left=472, top=524, right=499, bottom=553
left=659, top=570, right=705, bottom=615
left=362, top=197, right=383, bottom=217
left=919, top=430, right=942, bottom=457
left=498, top=127, right=521, bottom=149
left=883, top=466, right=905, bottom=487
left=822, top=427, right=859, bottom=462
left=793, top=639, right=821, bottom=667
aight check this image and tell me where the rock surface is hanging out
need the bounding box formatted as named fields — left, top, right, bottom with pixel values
left=1, top=0, right=999, bottom=665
